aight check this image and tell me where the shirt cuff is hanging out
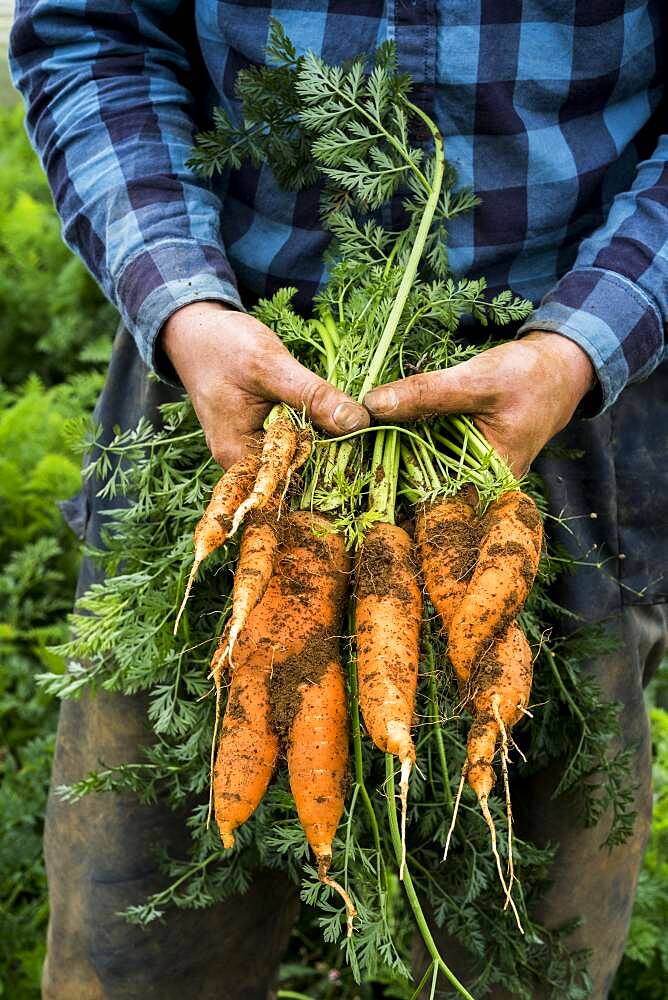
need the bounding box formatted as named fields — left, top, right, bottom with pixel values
left=517, top=267, right=664, bottom=414
left=114, top=240, right=244, bottom=384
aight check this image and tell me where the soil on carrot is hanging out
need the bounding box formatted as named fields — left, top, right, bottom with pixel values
left=478, top=540, right=536, bottom=590
left=428, top=517, right=479, bottom=581
left=512, top=494, right=543, bottom=534
left=280, top=521, right=333, bottom=565
left=268, top=628, right=341, bottom=744
left=355, top=534, right=415, bottom=601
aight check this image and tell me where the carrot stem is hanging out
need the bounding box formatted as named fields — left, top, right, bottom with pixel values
left=358, top=110, right=445, bottom=400
left=409, top=960, right=438, bottom=1000
left=384, top=755, right=476, bottom=1000
left=425, top=633, right=453, bottom=810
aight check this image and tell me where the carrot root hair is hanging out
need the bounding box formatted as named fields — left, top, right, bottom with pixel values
left=478, top=793, right=524, bottom=934
left=491, top=694, right=516, bottom=910
left=443, top=769, right=466, bottom=862
left=317, top=854, right=357, bottom=938
left=399, top=755, right=412, bottom=881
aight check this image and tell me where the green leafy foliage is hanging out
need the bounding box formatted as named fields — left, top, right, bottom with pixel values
left=611, top=701, right=668, bottom=1000
left=0, top=376, right=105, bottom=999
left=0, top=102, right=113, bottom=998
left=0, top=38, right=664, bottom=1000
left=33, top=31, right=649, bottom=999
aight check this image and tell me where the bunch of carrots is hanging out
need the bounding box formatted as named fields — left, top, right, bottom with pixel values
left=171, top=26, right=545, bottom=940
left=175, top=410, right=542, bottom=937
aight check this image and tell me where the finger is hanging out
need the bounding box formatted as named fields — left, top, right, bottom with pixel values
left=258, top=353, right=369, bottom=436
left=364, top=366, right=489, bottom=422
left=210, top=430, right=263, bottom=471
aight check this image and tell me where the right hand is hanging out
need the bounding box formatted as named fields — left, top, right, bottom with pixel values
left=161, top=301, right=369, bottom=469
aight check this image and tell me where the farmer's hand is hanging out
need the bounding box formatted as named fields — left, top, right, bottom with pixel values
left=161, top=301, right=369, bottom=469
left=364, top=332, right=595, bottom=477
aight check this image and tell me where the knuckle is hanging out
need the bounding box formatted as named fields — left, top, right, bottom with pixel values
left=300, top=377, right=332, bottom=418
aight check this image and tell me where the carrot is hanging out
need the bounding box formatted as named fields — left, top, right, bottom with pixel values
left=278, top=428, right=313, bottom=515
left=415, top=488, right=478, bottom=688
left=419, top=488, right=539, bottom=930
left=229, top=411, right=300, bottom=536
left=447, top=490, right=542, bottom=683
left=174, top=451, right=261, bottom=634
left=287, top=656, right=354, bottom=932
left=213, top=623, right=280, bottom=849
left=214, top=510, right=355, bottom=931
left=355, top=521, right=422, bottom=877
left=464, top=621, right=533, bottom=931
left=226, top=508, right=280, bottom=665
left=269, top=512, right=356, bottom=933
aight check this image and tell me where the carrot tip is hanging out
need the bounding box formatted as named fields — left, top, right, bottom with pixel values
left=219, top=827, right=235, bottom=849
left=478, top=793, right=524, bottom=935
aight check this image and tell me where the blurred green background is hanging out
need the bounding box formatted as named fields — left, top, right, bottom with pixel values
left=0, top=27, right=666, bottom=1000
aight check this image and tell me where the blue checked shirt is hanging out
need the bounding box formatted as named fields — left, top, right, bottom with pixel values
left=9, top=1, right=667, bottom=411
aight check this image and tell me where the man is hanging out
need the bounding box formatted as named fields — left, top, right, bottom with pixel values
left=10, top=1, right=667, bottom=997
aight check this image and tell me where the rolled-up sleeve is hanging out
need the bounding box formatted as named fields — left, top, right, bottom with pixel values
left=9, top=0, right=243, bottom=375
left=519, top=132, right=667, bottom=412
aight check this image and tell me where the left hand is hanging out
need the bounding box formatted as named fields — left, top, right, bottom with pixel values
left=363, top=331, right=595, bottom=477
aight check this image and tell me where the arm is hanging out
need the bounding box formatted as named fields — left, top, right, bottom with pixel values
left=10, top=0, right=240, bottom=369
left=10, top=1, right=367, bottom=465
left=365, top=131, right=667, bottom=474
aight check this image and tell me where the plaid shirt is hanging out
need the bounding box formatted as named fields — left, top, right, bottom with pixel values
left=9, top=1, right=667, bottom=411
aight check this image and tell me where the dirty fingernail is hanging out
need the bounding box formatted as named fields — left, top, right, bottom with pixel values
left=333, top=402, right=368, bottom=432
left=364, top=387, right=398, bottom=415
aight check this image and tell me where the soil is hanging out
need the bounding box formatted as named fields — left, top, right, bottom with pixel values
left=428, top=515, right=479, bottom=581
left=355, top=531, right=415, bottom=602
left=512, top=493, right=542, bottom=533
left=268, top=627, right=340, bottom=744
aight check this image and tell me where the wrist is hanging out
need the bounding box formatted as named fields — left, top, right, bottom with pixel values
left=161, top=300, right=238, bottom=362
left=520, top=330, right=596, bottom=410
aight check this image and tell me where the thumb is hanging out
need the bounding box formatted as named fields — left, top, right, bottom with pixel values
left=364, top=365, right=484, bottom=421
left=259, top=351, right=370, bottom=436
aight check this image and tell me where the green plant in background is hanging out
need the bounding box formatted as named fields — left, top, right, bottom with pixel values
left=0, top=374, right=105, bottom=999
left=0, top=97, right=113, bottom=998
left=611, top=703, right=668, bottom=1000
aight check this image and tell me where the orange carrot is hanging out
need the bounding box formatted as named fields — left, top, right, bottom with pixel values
left=278, top=428, right=313, bottom=514
left=466, top=621, right=532, bottom=798
left=270, top=512, right=355, bottom=932
left=214, top=509, right=353, bottom=929
left=213, top=627, right=279, bottom=849
left=355, top=521, right=422, bottom=877
left=415, top=488, right=478, bottom=688
left=226, top=509, right=280, bottom=664
left=419, top=488, right=540, bottom=931
left=229, top=412, right=300, bottom=536
left=174, top=451, right=261, bottom=634
left=447, top=490, right=542, bottom=683
left=464, top=621, right=533, bottom=930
